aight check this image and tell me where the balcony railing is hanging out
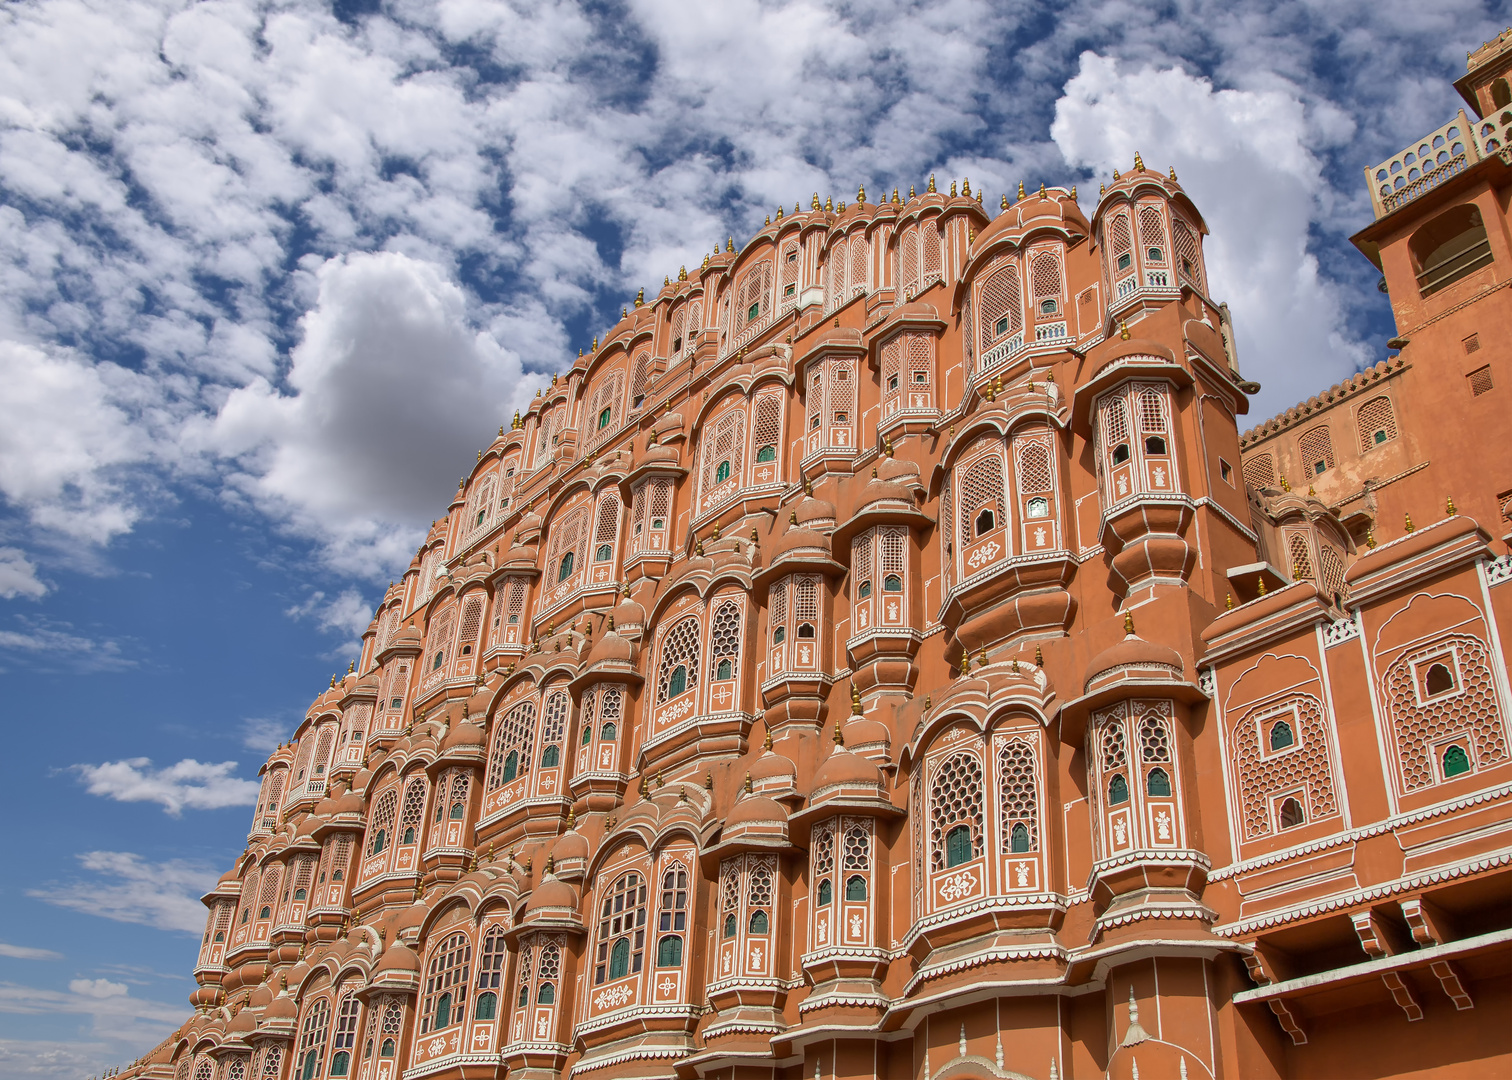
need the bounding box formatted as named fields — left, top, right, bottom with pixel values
left=1367, top=111, right=1477, bottom=218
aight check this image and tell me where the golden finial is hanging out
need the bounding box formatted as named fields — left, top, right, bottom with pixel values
left=1257, top=575, right=1268, bottom=597
left=833, top=719, right=845, bottom=746
left=347, top=660, right=354, bottom=674
left=962, top=177, right=970, bottom=196
left=656, top=772, right=665, bottom=788
left=1405, top=513, right=1414, bottom=533
left=1225, top=592, right=1233, bottom=610
left=477, top=449, right=482, bottom=461
left=1038, top=182, right=1045, bottom=196
left=1012, top=657, right=1020, bottom=673
left=727, top=237, right=734, bottom=252
left=949, top=180, right=957, bottom=197
left=804, top=476, right=813, bottom=496
left=701, top=255, right=709, bottom=269
left=635, top=287, right=644, bottom=307
left=1133, top=151, right=1144, bottom=171
left=1035, top=645, right=1044, bottom=667
left=1280, top=476, right=1291, bottom=492
left=591, top=336, right=598, bottom=351
left=1119, top=321, right=1130, bottom=341
left=750, top=527, right=759, bottom=543
left=1001, top=193, right=1009, bottom=210
left=1124, top=612, right=1135, bottom=635
left=712, top=522, right=721, bottom=540
left=909, top=184, right=916, bottom=198
left=825, top=195, right=833, bottom=212
left=928, top=174, right=936, bottom=193
left=695, top=538, right=704, bottom=556
left=744, top=771, right=752, bottom=793
left=1017, top=180, right=1025, bottom=199
left=664, top=275, right=669, bottom=287
left=1113, top=168, right=1121, bottom=181
left=1169, top=166, right=1177, bottom=181
left=566, top=807, right=575, bottom=830
left=968, top=228, right=975, bottom=243
left=1100, top=183, right=1105, bottom=195
left=621, top=306, right=627, bottom=319
left=884, top=437, right=894, bottom=457
left=790, top=511, right=798, bottom=525
left=892, top=187, right=900, bottom=203
left=858, top=183, right=866, bottom=202
left=812, top=192, right=821, bottom=210
left=924, top=695, right=932, bottom=710
left=1070, top=185, right=1076, bottom=199
left=851, top=681, right=862, bottom=716
left=1308, top=485, right=1315, bottom=496
left=679, top=264, right=687, bottom=280
left=705, top=771, right=714, bottom=790
left=1447, top=495, right=1456, bottom=514
left=960, top=650, right=970, bottom=675
left=763, top=728, right=772, bottom=751
left=978, top=646, right=988, bottom=667
left=1293, top=558, right=1308, bottom=580
left=976, top=189, right=982, bottom=203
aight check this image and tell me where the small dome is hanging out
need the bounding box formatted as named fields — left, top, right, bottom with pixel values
left=770, top=524, right=832, bottom=562
left=612, top=592, right=646, bottom=629
left=263, top=992, right=298, bottom=1022
left=526, top=873, right=579, bottom=914
left=391, top=898, right=429, bottom=937
left=855, top=474, right=915, bottom=514
left=217, top=867, right=240, bottom=889
left=441, top=719, right=487, bottom=752
left=374, top=941, right=420, bottom=975
left=750, top=744, right=797, bottom=788
left=876, top=454, right=920, bottom=485
left=330, top=784, right=365, bottom=817
left=726, top=794, right=788, bottom=828
left=585, top=628, right=634, bottom=668
left=247, top=982, right=273, bottom=1010
left=795, top=491, right=837, bottom=530
left=389, top=622, right=422, bottom=649
left=812, top=746, right=883, bottom=793
left=1084, top=624, right=1184, bottom=692
left=295, top=813, right=327, bottom=840
left=971, top=187, right=1087, bottom=254
left=551, top=827, right=589, bottom=865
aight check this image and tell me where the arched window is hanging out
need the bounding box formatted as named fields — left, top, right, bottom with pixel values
left=1357, top=396, right=1397, bottom=451
left=1425, top=662, right=1455, bottom=697
left=975, top=508, right=995, bottom=535
left=420, top=931, right=471, bottom=1033
left=474, top=992, right=496, bottom=1020
left=1269, top=719, right=1295, bottom=750
left=748, top=910, right=769, bottom=934
left=1279, top=797, right=1305, bottom=829
left=715, top=460, right=731, bottom=483
left=657, top=935, right=682, bottom=966
left=1146, top=767, right=1171, bottom=796
left=656, top=617, right=701, bottom=703
left=600, top=721, right=616, bottom=741
left=598, top=407, right=611, bottom=430
left=596, top=543, right=612, bottom=561
left=537, top=982, right=555, bottom=1004
left=708, top=599, right=741, bottom=686
left=1144, top=435, right=1166, bottom=455
left=845, top=875, right=867, bottom=900
left=756, top=445, right=776, bottom=462
left=367, top=790, right=397, bottom=857
left=1010, top=823, right=1030, bottom=852
left=487, top=698, right=537, bottom=793
left=1443, top=744, right=1471, bottom=777
left=797, top=623, right=815, bottom=638
left=594, top=872, right=646, bottom=985
left=945, top=824, right=973, bottom=867
left=817, top=878, right=832, bottom=905
left=297, top=998, right=330, bottom=1080
left=501, top=750, right=519, bottom=782
left=978, top=262, right=1023, bottom=353
left=398, top=779, right=425, bottom=847
left=477, top=927, right=505, bottom=996
left=723, top=913, right=736, bottom=938
left=883, top=573, right=902, bottom=592
left=1494, top=78, right=1511, bottom=109
left=540, top=745, right=560, bottom=767
left=330, top=993, right=359, bottom=1076
left=1108, top=774, right=1130, bottom=806
left=558, top=552, right=574, bottom=581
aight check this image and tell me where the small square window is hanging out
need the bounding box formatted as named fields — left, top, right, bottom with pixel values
left=914, top=371, right=927, bottom=383
left=1117, top=253, right=1132, bottom=272
left=833, top=412, right=848, bottom=423
left=995, top=316, right=1009, bottom=336
left=1219, top=459, right=1233, bottom=484
left=784, top=283, right=796, bottom=297
left=1313, top=460, right=1326, bottom=475
left=748, top=303, right=760, bottom=321
left=787, top=251, right=798, bottom=263
left=1468, top=365, right=1493, bottom=396
left=887, top=375, right=898, bottom=390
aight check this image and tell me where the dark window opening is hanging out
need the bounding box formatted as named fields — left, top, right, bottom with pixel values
left=817, top=878, right=832, bottom=905
left=657, top=935, right=682, bottom=966
left=756, top=445, right=776, bottom=462
left=501, top=751, right=519, bottom=783
left=785, top=283, right=796, bottom=296
left=558, top=552, right=574, bottom=581
left=1147, top=246, right=1164, bottom=262
left=1010, top=823, right=1030, bottom=853
left=541, top=745, right=560, bottom=767
left=883, top=574, right=902, bottom=592
left=1443, top=743, right=1471, bottom=777
left=1146, top=767, right=1171, bottom=797
left=858, top=581, right=872, bottom=598
left=474, top=992, right=496, bottom=1020
left=994, top=316, right=1010, bottom=337
left=1117, top=252, right=1132, bottom=272
left=1108, top=774, right=1130, bottom=806
left=1040, top=298, right=1058, bottom=314
left=797, top=623, right=815, bottom=639
left=1425, top=662, right=1455, bottom=696
left=773, top=627, right=786, bottom=644
left=715, top=460, right=731, bottom=483
left=537, top=983, right=555, bottom=1004
left=667, top=664, right=688, bottom=697
left=596, top=543, right=612, bottom=561
left=722, top=913, right=736, bottom=938
left=748, top=302, right=760, bottom=321
left=749, top=910, right=769, bottom=934
left=715, top=658, right=732, bottom=680
left=845, top=875, right=867, bottom=900
left=598, top=407, right=612, bottom=430
left=1144, top=435, right=1166, bottom=455
left=945, top=824, right=973, bottom=867
left=1112, top=443, right=1131, bottom=465
left=1269, top=720, right=1295, bottom=751
left=975, top=508, right=995, bottom=535
left=1279, top=797, right=1305, bottom=829
left=1410, top=204, right=1492, bottom=296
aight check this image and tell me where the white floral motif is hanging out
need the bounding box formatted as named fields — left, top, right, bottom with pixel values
left=816, top=920, right=829, bottom=945
left=886, top=601, right=899, bottom=620
left=967, top=540, right=1001, bottom=569
left=1034, top=526, right=1046, bottom=547
left=657, top=977, right=676, bottom=994
left=1156, top=809, right=1172, bottom=840
left=1153, top=466, right=1167, bottom=487
left=535, top=1014, right=550, bottom=1038
left=426, top=1037, right=446, bottom=1056
left=593, top=983, right=635, bottom=1010
left=749, top=945, right=764, bottom=967
left=848, top=913, right=863, bottom=937
left=858, top=608, right=870, bottom=629
left=1015, top=863, right=1029, bottom=887
left=1117, top=475, right=1128, bottom=496
left=1113, top=818, right=1128, bottom=846
left=937, top=868, right=978, bottom=902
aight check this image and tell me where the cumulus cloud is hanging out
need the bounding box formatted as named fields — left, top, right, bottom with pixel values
left=212, top=251, right=532, bottom=574
left=1051, top=53, right=1371, bottom=416
left=71, top=758, right=259, bottom=816
left=28, top=850, right=217, bottom=934
left=0, top=943, right=62, bottom=961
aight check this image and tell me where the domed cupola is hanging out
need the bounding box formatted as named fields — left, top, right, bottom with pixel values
left=748, top=730, right=800, bottom=803
left=548, top=810, right=590, bottom=882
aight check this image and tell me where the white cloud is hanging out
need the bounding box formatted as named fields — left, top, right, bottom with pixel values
left=211, top=251, right=533, bottom=575
left=0, top=1038, right=117, bottom=1080
left=68, top=978, right=128, bottom=999
left=71, top=758, right=259, bottom=816
left=1051, top=52, right=1371, bottom=417
left=0, top=977, right=183, bottom=1052
left=0, top=616, right=131, bottom=672
left=29, top=850, right=217, bottom=934
left=0, top=547, right=46, bottom=599
left=241, top=714, right=291, bottom=752
left=0, top=943, right=62, bottom=961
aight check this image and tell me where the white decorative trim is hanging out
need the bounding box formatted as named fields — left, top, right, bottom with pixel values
left=569, top=1043, right=692, bottom=1076
left=1198, top=668, right=1216, bottom=697
left=571, top=1003, right=701, bottom=1039
left=1486, top=554, right=1512, bottom=587
left=900, top=893, right=1068, bottom=953
left=1094, top=901, right=1216, bottom=931
left=1215, top=848, right=1512, bottom=936
left=1087, top=848, right=1211, bottom=884
left=903, top=940, right=1068, bottom=995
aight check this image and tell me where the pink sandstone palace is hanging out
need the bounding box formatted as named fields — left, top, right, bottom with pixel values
left=117, top=36, right=1512, bottom=1080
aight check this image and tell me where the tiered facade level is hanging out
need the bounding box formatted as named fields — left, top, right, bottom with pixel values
left=123, top=42, right=1512, bottom=1080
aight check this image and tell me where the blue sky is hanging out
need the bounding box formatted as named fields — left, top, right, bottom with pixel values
left=0, top=0, right=1504, bottom=1073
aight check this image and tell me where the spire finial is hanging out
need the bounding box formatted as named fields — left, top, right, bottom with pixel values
left=1035, top=645, right=1043, bottom=668
left=1169, top=166, right=1178, bottom=181
left=962, top=176, right=970, bottom=196
left=634, top=287, right=644, bottom=307
left=1226, top=592, right=1233, bottom=610
left=763, top=728, right=772, bottom=751
left=1124, top=612, right=1135, bottom=636
left=851, top=681, right=863, bottom=717
left=950, top=179, right=957, bottom=197
left=705, top=771, right=714, bottom=790
left=1017, top=180, right=1025, bottom=198
left=909, top=184, right=916, bottom=198
left=1405, top=512, right=1414, bottom=533
left=928, top=173, right=936, bottom=193
left=1447, top=495, right=1456, bottom=514
left=744, top=771, right=752, bottom=793
left=1001, top=193, right=1009, bottom=209
left=1257, top=574, right=1268, bottom=597
left=1134, top=151, right=1145, bottom=171
left=1119, top=320, right=1131, bottom=340
left=858, top=183, right=865, bottom=202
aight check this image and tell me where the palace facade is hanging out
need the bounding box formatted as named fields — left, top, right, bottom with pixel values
left=122, top=36, right=1512, bottom=1080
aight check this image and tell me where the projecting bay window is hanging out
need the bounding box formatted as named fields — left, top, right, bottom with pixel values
left=1096, top=383, right=1178, bottom=508
left=804, top=358, right=857, bottom=460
